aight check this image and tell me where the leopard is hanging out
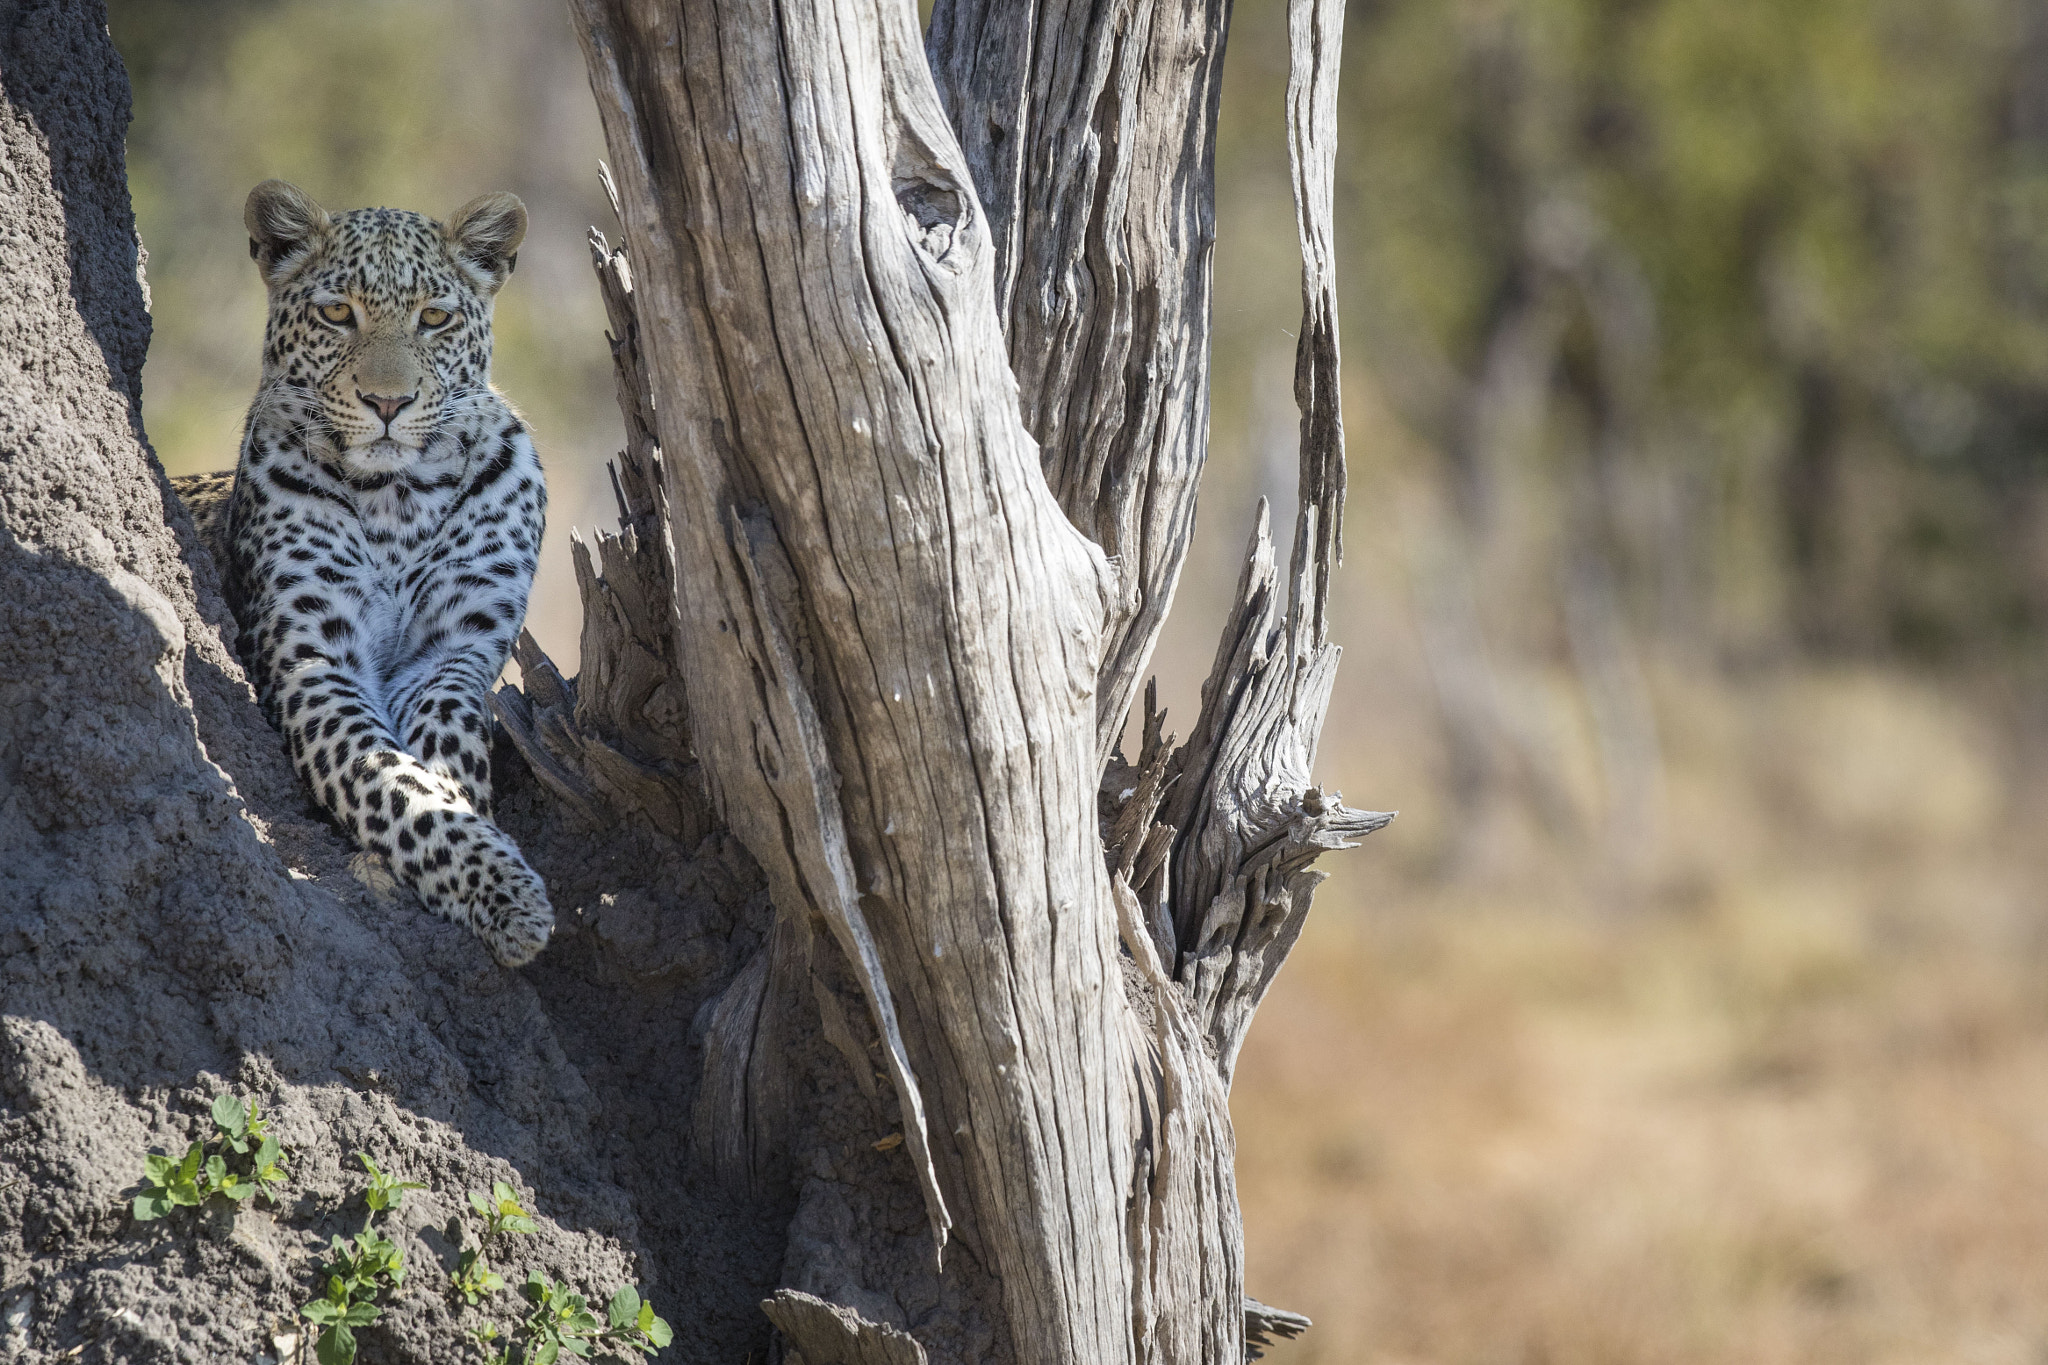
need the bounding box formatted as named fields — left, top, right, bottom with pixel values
left=171, top=179, right=553, bottom=967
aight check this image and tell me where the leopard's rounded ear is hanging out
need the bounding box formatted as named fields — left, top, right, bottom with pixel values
left=244, top=180, right=330, bottom=288
left=444, top=192, right=528, bottom=293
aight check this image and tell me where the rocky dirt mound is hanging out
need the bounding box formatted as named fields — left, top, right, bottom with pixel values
left=0, top=4, right=787, bottom=1360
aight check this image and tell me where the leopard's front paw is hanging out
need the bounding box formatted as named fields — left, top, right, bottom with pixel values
left=469, top=847, right=554, bottom=967
left=416, top=814, right=555, bottom=967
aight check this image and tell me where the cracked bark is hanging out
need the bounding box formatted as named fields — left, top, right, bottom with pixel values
left=509, top=0, right=1389, bottom=1358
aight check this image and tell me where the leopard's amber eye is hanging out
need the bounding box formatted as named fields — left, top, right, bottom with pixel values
left=419, top=307, right=452, bottom=328
left=317, top=302, right=353, bottom=326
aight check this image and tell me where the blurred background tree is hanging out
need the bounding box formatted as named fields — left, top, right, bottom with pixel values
left=112, top=0, right=2048, bottom=1359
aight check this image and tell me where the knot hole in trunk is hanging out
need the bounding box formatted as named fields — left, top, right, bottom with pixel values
left=894, top=174, right=968, bottom=268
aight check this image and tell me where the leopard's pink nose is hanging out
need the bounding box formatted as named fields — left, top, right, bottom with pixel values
left=357, top=390, right=416, bottom=427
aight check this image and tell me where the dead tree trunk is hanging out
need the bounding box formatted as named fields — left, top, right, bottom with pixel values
left=515, top=0, right=1388, bottom=1358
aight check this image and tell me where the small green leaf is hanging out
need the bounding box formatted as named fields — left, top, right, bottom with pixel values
left=143, top=1153, right=174, bottom=1183
left=314, top=1322, right=357, bottom=1365
left=205, top=1154, right=227, bottom=1188
left=341, top=1301, right=382, bottom=1327
left=211, top=1094, right=247, bottom=1137
left=254, top=1134, right=282, bottom=1169
left=176, top=1142, right=204, bottom=1183
left=132, top=1190, right=171, bottom=1221
left=468, top=1189, right=492, bottom=1217
left=607, top=1285, right=640, bottom=1330
left=165, top=1179, right=202, bottom=1208
left=531, top=1340, right=560, bottom=1365
left=644, top=1314, right=672, bottom=1348
left=299, top=1300, right=342, bottom=1326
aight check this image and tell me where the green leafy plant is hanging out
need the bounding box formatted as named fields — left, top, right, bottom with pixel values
left=359, top=1152, right=426, bottom=1217
left=519, top=1272, right=603, bottom=1363
left=211, top=1093, right=267, bottom=1152
left=247, top=1132, right=290, bottom=1201
left=301, top=1226, right=402, bottom=1365
left=444, top=1182, right=670, bottom=1361
left=471, top=1182, right=539, bottom=1240
left=469, top=1319, right=514, bottom=1365
left=133, top=1142, right=204, bottom=1221
left=130, top=1100, right=672, bottom=1361
left=132, top=1093, right=288, bottom=1221
left=452, top=1182, right=536, bottom=1306
left=452, top=1244, right=508, bottom=1308
left=508, top=1273, right=672, bottom=1363
left=299, top=1152, right=423, bottom=1365
left=599, top=1285, right=673, bottom=1358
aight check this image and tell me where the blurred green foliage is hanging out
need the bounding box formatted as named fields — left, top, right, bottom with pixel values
left=1321, top=0, right=2048, bottom=660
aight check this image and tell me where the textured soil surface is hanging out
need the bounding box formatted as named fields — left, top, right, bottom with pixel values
left=0, top=4, right=796, bottom=1360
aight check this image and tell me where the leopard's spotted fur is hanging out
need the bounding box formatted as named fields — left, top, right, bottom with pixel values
left=171, top=179, right=552, bottom=966
left=174, top=469, right=236, bottom=567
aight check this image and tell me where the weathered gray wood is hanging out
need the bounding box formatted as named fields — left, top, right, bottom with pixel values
left=567, top=0, right=1170, bottom=1358
left=489, top=194, right=714, bottom=847
left=719, top=502, right=953, bottom=1257
left=764, top=1290, right=929, bottom=1365
left=1243, top=1298, right=1312, bottom=1360
left=1283, top=0, right=1347, bottom=626
left=927, top=0, right=1229, bottom=763
left=1142, top=0, right=1389, bottom=1087
left=547, top=0, right=1383, bottom=1357
left=1160, top=501, right=1391, bottom=1083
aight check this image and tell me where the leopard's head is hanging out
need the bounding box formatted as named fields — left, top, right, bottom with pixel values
left=244, top=179, right=527, bottom=476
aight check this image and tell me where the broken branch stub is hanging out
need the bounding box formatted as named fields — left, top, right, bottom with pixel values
left=763, top=1290, right=930, bottom=1365
left=1158, top=0, right=1391, bottom=1085
left=487, top=205, right=709, bottom=848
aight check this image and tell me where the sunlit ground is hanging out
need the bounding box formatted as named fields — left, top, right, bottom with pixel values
left=1231, top=655, right=2048, bottom=1364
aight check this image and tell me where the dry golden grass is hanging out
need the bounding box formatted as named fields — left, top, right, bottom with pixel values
left=1230, top=661, right=2048, bottom=1364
